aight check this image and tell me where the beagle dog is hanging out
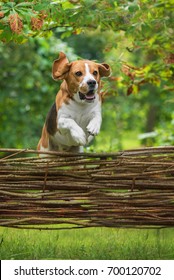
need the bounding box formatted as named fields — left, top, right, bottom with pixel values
left=37, top=52, right=111, bottom=153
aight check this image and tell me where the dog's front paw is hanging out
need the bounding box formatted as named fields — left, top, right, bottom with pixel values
left=87, top=119, right=101, bottom=136
left=71, top=127, right=87, bottom=146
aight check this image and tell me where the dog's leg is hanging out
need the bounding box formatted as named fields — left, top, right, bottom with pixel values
left=58, top=117, right=87, bottom=146
left=87, top=111, right=102, bottom=137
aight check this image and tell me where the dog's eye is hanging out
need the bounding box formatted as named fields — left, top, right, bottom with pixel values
left=93, top=71, right=98, bottom=76
left=75, top=71, right=83, bottom=77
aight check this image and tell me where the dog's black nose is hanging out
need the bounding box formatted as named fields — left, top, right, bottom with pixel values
left=87, top=80, right=96, bottom=87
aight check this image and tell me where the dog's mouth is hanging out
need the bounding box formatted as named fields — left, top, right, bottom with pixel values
left=79, top=90, right=96, bottom=102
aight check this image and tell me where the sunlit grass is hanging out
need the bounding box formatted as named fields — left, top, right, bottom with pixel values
left=1, top=227, right=174, bottom=260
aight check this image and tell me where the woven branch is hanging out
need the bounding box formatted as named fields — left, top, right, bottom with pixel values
left=0, top=147, right=174, bottom=230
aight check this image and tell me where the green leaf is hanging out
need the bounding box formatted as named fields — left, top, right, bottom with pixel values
left=141, top=23, right=151, bottom=35
left=34, top=3, right=51, bottom=11
left=6, top=2, right=16, bottom=8
left=0, top=26, right=12, bottom=43
left=16, top=3, right=33, bottom=8
left=16, top=8, right=36, bottom=17
left=1, top=9, right=10, bottom=14
left=62, top=1, right=76, bottom=10
left=128, top=4, right=140, bottom=13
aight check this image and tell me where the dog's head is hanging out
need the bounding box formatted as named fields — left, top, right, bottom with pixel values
left=52, top=52, right=111, bottom=103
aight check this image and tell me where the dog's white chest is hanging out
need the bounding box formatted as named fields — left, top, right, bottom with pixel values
left=50, top=95, right=102, bottom=150
left=58, top=96, right=101, bottom=129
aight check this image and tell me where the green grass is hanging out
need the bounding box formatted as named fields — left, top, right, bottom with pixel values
left=1, top=227, right=174, bottom=260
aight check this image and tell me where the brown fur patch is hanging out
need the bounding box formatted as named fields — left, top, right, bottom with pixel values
left=37, top=124, right=49, bottom=149
left=55, top=81, right=70, bottom=110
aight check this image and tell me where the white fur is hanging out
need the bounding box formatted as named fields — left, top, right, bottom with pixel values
left=51, top=94, right=102, bottom=151
left=38, top=145, right=49, bottom=157
left=80, top=63, right=98, bottom=91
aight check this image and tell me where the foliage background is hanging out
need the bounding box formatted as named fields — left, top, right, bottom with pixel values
left=0, top=0, right=173, bottom=151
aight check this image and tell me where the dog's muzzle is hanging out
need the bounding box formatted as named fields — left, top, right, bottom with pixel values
left=79, top=79, right=97, bottom=102
left=79, top=90, right=96, bottom=102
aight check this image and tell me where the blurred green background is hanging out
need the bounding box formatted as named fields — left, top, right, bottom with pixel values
left=0, top=29, right=173, bottom=152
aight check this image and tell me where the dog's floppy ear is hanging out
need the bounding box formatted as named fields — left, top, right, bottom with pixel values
left=98, top=63, right=111, bottom=77
left=52, top=52, right=71, bottom=80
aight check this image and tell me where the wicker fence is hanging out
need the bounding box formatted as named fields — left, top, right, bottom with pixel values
left=0, top=147, right=174, bottom=230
